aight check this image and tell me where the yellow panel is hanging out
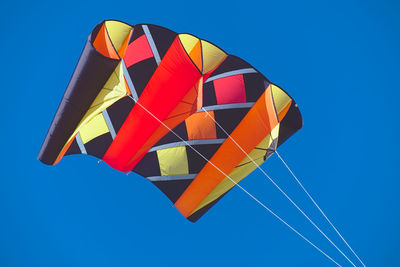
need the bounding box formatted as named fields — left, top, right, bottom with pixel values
left=191, top=124, right=280, bottom=214
left=85, top=62, right=128, bottom=115
left=117, top=28, right=132, bottom=58
left=271, top=84, right=292, bottom=114
left=179, top=34, right=199, bottom=54
left=256, top=123, right=280, bottom=148
left=57, top=62, right=128, bottom=155
left=271, top=123, right=280, bottom=140
left=201, top=40, right=227, bottom=74
left=105, top=20, right=133, bottom=52
left=75, top=61, right=127, bottom=130
left=79, top=113, right=109, bottom=144
left=157, top=146, right=189, bottom=176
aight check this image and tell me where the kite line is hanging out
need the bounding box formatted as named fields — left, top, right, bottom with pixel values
left=200, top=107, right=356, bottom=267
left=274, top=151, right=365, bottom=267
left=127, top=94, right=341, bottom=266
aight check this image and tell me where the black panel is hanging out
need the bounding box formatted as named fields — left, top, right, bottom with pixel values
left=91, top=22, right=103, bottom=42
left=152, top=179, right=193, bottom=203
left=65, top=139, right=81, bottom=156
left=154, top=122, right=188, bottom=147
left=243, top=73, right=269, bottom=102
left=127, top=57, right=157, bottom=97
left=85, top=133, right=113, bottom=159
left=207, top=55, right=252, bottom=77
left=38, top=25, right=120, bottom=165
left=202, top=81, right=217, bottom=106
left=277, top=101, right=303, bottom=147
left=187, top=192, right=228, bottom=222
left=214, top=108, right=249, bottom=138
left=147, top=24, right=177, bottom=60
left=129, top=24, right=145, bottom=43
left=132, top=152, right=161, bottom=177
left=186, top=144, right=221, bottom=174
left=106, top=96, right=135, bottom=134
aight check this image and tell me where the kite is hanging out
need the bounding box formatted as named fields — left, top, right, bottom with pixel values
left=38, top=20, right=302, bottom=222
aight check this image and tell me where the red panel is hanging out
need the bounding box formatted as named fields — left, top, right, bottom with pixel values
left=213, top=74, right=246, bottom=105
left=103, top=37, right=202, bottom=172
left=123, top=35, right=153, bottom=68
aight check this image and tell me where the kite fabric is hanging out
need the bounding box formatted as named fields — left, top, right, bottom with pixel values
left=38, top=20, right=303, bottom=222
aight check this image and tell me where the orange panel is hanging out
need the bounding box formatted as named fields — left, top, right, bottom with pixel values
left=189, top=40, right=202, bottom=72
left=174, top=86, right=279, bottom=217
left=93, top=23, right=119, bottom=59
left=185, top=111, right=217, bottom=140
left=196, top=77, right=203, bottom=111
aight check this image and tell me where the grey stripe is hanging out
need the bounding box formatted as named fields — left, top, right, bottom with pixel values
left=121, top=60, right=138, bottom=101
left=148, top=138, right=225, bottom=153
left=199, top=102, right=254, bottom=112
left=102, top=109, right=116, bottom=139
left=205, top=68, right=257, bottom=83
left=76, top=133, right=87, bottom=154
left=147, top=174, right=197, bottom=182
left=142, top=25, right=161, bottom=65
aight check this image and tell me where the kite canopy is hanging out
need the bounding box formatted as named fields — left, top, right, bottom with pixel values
left=38, top=20, right=302, bottom=222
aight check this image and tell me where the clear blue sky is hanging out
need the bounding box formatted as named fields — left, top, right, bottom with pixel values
left=0, top=0, right=399, bottom=266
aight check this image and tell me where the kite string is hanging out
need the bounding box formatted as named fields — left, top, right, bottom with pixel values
left=200, top=107, right=356, bottom=267
left=274, top=151, right=366, bottom=267
left=126, top=95, right=341, bottom=266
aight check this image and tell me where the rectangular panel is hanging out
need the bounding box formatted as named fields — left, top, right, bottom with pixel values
left=157, top=146, right=189, bottom=176
left=185, top=111, right=217, bottom=140
left=79, top=113, right=109, bottom=144
left=213, top=74, right=246, bottom=105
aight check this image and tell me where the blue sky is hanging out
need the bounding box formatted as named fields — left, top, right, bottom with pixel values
left=0, top=0, right=399, bottom=266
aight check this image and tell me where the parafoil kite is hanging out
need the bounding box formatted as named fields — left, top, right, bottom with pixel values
left=38, top=20, right=302, bottom=222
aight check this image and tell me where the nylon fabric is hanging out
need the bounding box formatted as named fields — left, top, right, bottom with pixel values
left=103, top=37, right=202, bottom=172
left=175, top=87, right=279, bottom=217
